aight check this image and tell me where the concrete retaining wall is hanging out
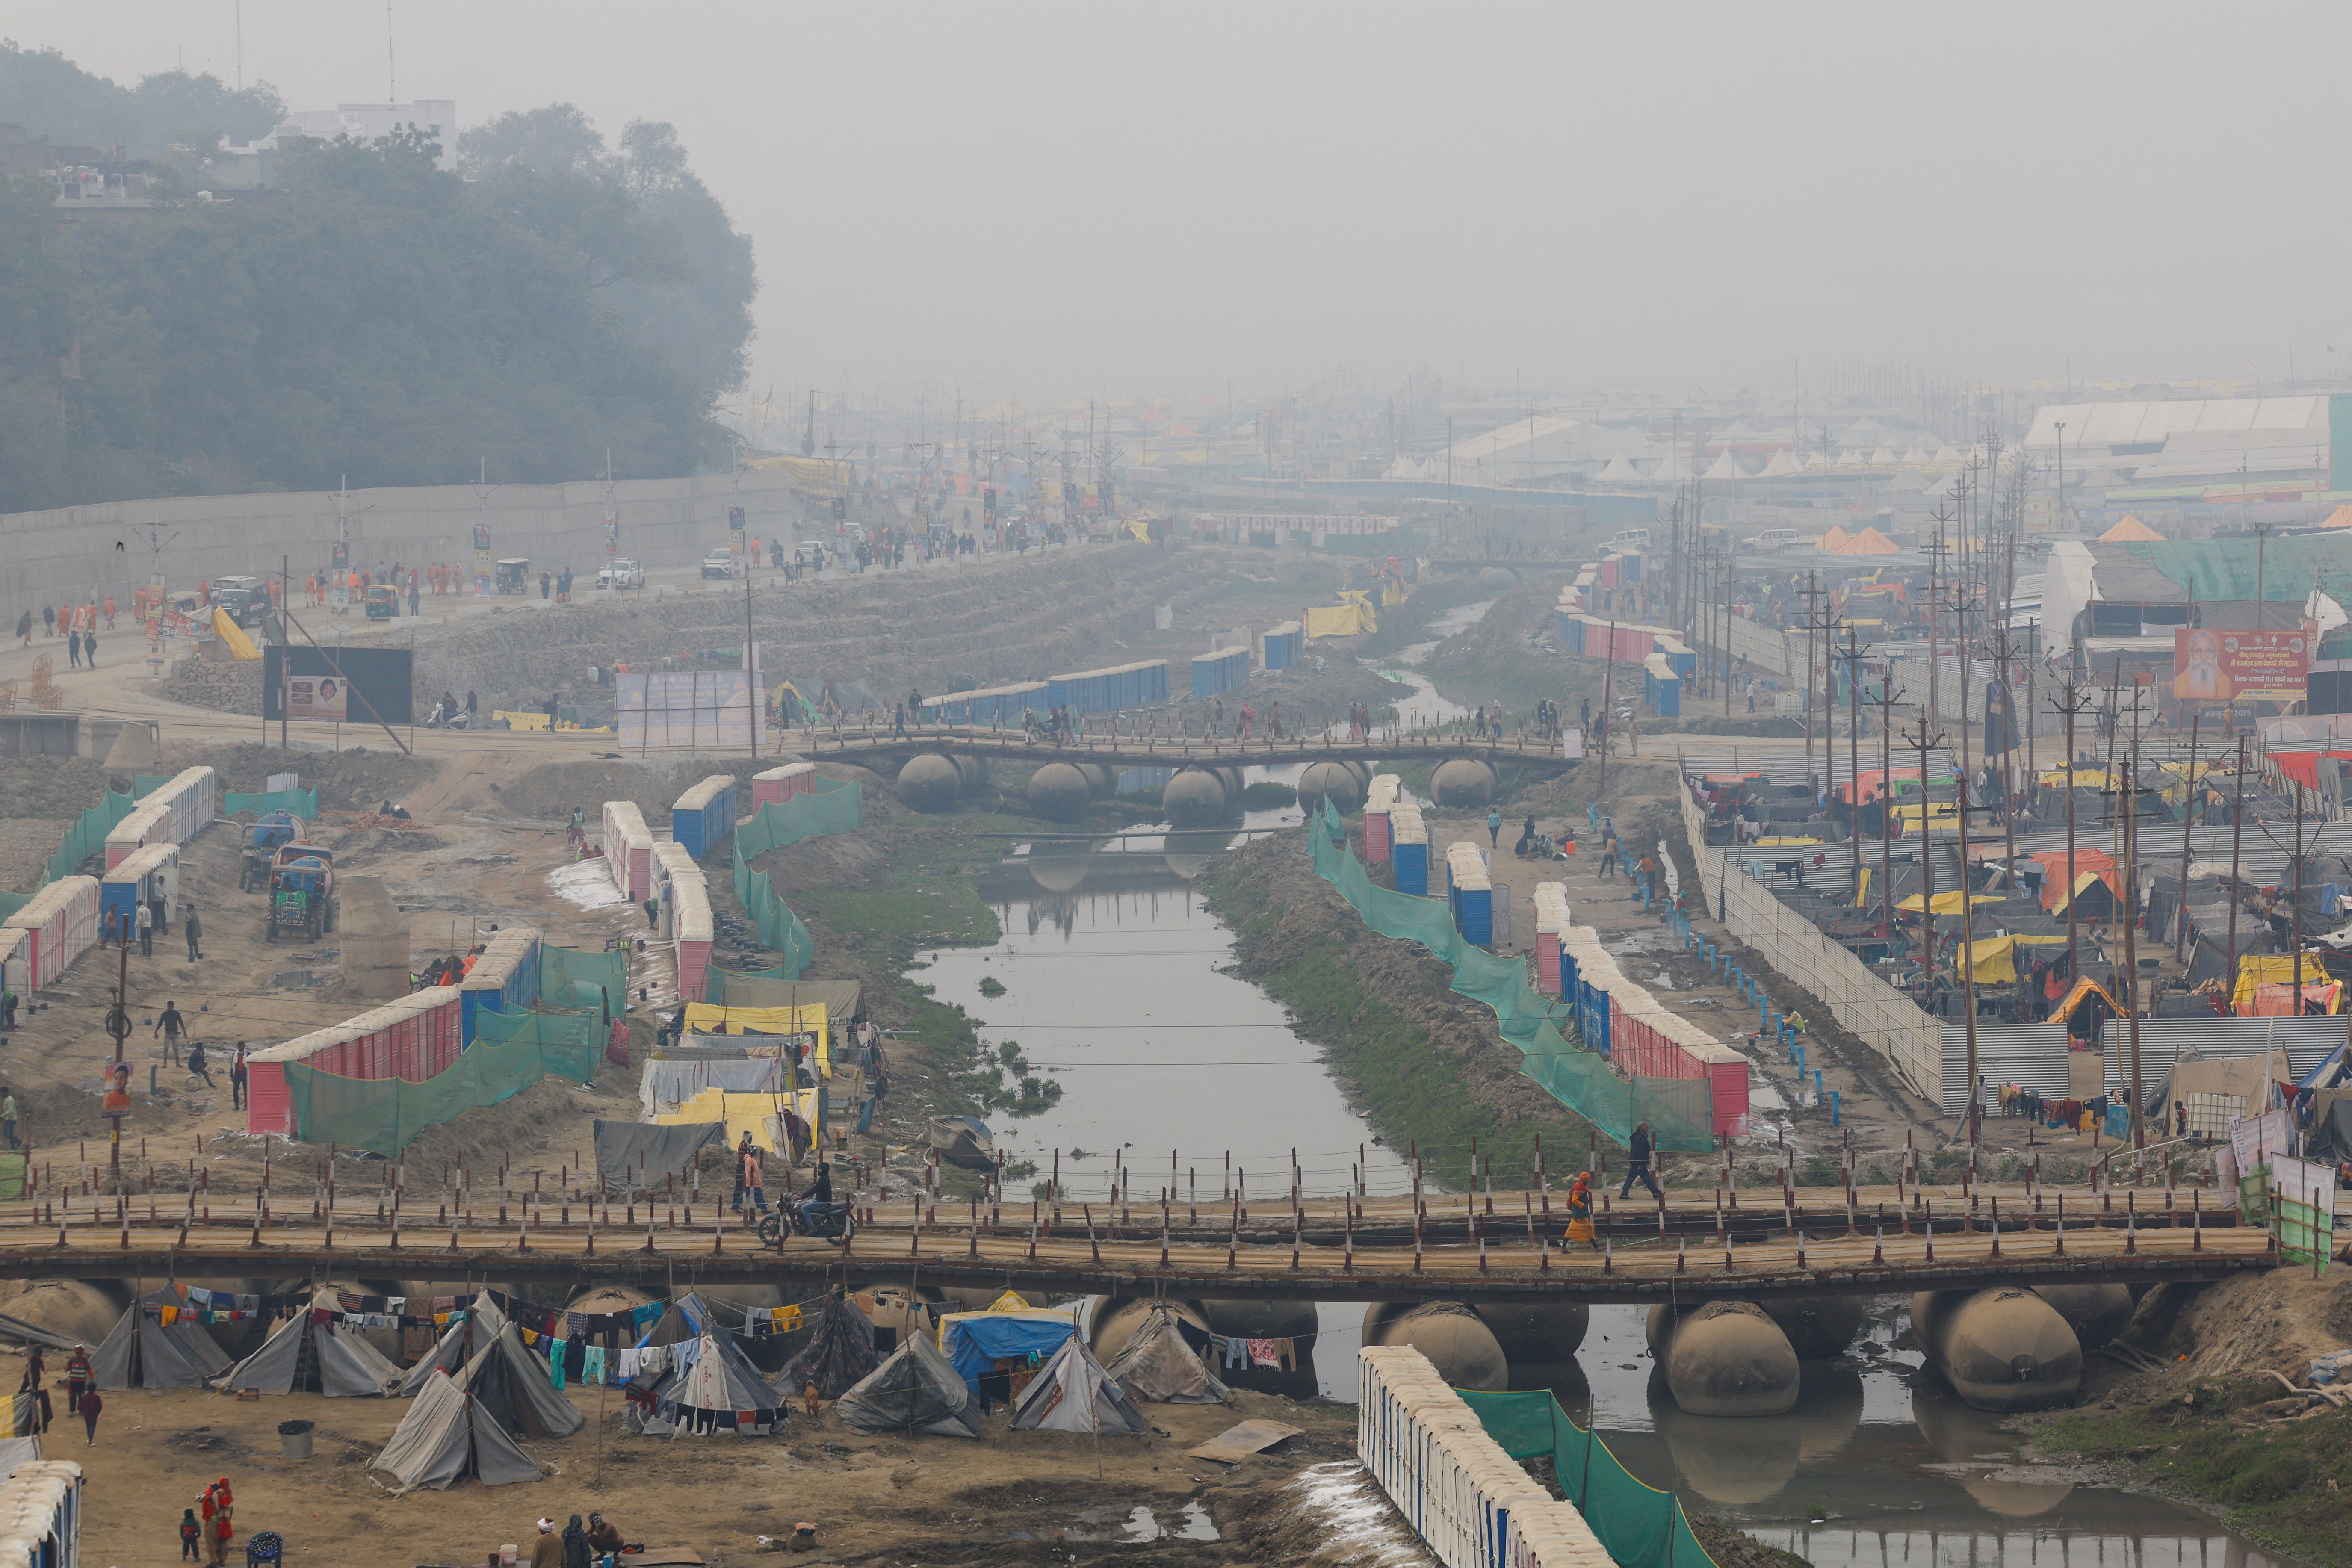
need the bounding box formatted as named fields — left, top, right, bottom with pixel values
left=0, top=468, right=806, bottom=611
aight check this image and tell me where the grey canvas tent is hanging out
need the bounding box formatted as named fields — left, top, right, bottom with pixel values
left=396, top=1295, right=508, bottom=1396
left=370, top=1367, right=545, bottom=1492
left=211, top=1289, right=401, bottom=1397
left=455, top=1317, right=584, bottom=1439
left=627, top=1331, right=787, bottom=1437
left=1008, top=1335, right=1148, bottom=1435
left=91, top=1287, right=233, bottom=1390
left=835, top=1329, right=983, bottom=1438
left=777, top=1293, right=880, bottom=1400
left=1100, top=1304, right=1229, bottom=1405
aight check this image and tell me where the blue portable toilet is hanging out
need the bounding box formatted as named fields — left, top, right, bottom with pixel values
left=670, top=774, right=738, bottom=859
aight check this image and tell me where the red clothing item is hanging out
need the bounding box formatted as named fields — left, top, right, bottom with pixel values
left=76, top=1391, right=99, bottom=1420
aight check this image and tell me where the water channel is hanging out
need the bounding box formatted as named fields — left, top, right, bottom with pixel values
left=908, top=590, right=2280, bottom=1565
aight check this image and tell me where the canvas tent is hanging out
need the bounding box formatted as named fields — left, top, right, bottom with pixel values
left=449, top=1317, right=584, bottom=1439
left=2099, top=514, right=2166, bottom=542
left=939, top=1305, right=1078, bottom=1397
left=1099, top=1304, right=1229, bottom=1405
left=778, top=1293, right=880, bottom=1400
left=834, top=1331, right=984, bottom=1438
left=370, top=1367, right=544, bottom=1492
left=396, top=1294, right=505, bottom=1395
left=628, top=1332, right=788, bottom=1436
left=623, top=1294, right=789, bottom=1437
left=91, top=1286, right=233, bottom=1390
left=211, top=1290, right=401, bottom=1397
left=591, top=1118, right=726, bottom=1190
left=1008, top=1336, right=1148, bottom=1435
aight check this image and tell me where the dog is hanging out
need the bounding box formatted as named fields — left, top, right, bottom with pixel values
left=803, top=1379, right=821, bottom=1418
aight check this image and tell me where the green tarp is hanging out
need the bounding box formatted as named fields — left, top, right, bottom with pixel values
left=1309, top=800, right=1711, bottom=1151
left=285, top=1020, right=601, bottom=1155
left=137, top=777, right=317, bottom=821
left=731, top=779, right=863, bottom=977
left=1459, top=1389, right=1717, bottom=1568
left=42, top=790, right=135, bottom=886
left=539, top=945, right=626, bottom=1014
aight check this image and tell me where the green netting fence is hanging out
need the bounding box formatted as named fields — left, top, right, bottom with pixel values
left=136, top=777, right=318, bottom=820
left=1309, top=800, right=1711, bottom=1151
left=539, top=945, right=628, bottom=1015
left=474, top=1006, right=603, bottom=1053
left=731, top=780, right=864, bottom=977
left=1457, top=1389, right=1717, bottom=1568
left=285, top=1020, right=602, bottom=1155
left=41, top=789, right=136, bottom=887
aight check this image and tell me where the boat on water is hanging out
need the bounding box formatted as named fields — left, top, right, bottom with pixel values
left=928, top=1115, right=997, bottom=1171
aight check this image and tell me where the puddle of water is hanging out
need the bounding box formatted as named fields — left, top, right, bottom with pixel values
left=549, top=858, right=623, bottom=908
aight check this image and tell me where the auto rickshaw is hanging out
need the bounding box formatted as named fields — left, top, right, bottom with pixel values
left=494, top=558, right=530, bottom=595
left=363, top=584, right=399, bottom=620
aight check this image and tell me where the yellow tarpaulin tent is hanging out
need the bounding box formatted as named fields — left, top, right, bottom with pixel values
left=654, top=1086, right=822, bottom=1154
left=1305, top=591, right=1378, bottom=638
left=1833, top=526, right=1900, bottom=555
left=212, top=607, right=260, bottom=660
left=1816, top=524, right=1853, bottom=552
left=2098, top=514, right=2166, bottom=542
left=1956, top=933, right=2069, bottom=985
left=744, top=454, right=852, bottom=496
left=2039, top=768, right=2120, bottom=791
left=1895, top=890, right=2002, bottom=915
left=2050, top=870, right=2119, bottom=917
left=682, top=1001, right=832, bottom=1073
left=2231, top=953, right=2342, bottom=1015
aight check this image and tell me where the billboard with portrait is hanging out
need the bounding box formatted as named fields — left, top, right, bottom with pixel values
left=2172, top=627, right=2309, bottom=704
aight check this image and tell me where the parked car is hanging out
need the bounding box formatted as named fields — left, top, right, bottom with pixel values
left=597, top=557, right=646, bottom=590
left=793, top=540, right=826, bottom=570
left=701, top=549, right=737, bottom=580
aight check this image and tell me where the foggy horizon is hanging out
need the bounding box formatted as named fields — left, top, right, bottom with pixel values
left=15, top=1, right=2352, bottom=409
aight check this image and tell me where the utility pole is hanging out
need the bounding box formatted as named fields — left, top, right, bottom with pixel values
left=1840, top=629, right=1864, bottom=889
left=2048, top=682, right=2095, bottom=994
left=1876, top=673, right=1903, bottom=939
left=744, top=568, right=759, bottom=763
left=1906, top=706, right=1947, bottom=994
left=1597, top=622, right=1617, bottom=796
left=1959, top=753, right=1982, bottom=1145
left=1798, top=570, right=1831, bottom=793
left=2293, top=755, right=2308, bottom=1011
left=2175, top=713, right=2201, bottom=965
left=2122, top=700, right=2146, bottom=1149
left=2226, top=736, right=2248, bottom=1012
left=1722, top=527, right=1734, bottom=718
left=2254, top=521, right=2270, bottom=614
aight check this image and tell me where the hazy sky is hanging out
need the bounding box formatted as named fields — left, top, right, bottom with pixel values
left=17, top=2, right=2352, bottom=405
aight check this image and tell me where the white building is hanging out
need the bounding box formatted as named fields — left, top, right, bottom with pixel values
left=227, top=100, right=458, bottom=170
left=2024, top=396, right=2330, bottom=487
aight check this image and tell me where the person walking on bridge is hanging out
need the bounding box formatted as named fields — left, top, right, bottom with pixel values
left=1619, top=1122, right=1663, bottom=1201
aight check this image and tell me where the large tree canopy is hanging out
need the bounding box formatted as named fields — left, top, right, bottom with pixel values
left=0, top=91, right=756, bottom=513
left=0, top=42, right=286, bottom=152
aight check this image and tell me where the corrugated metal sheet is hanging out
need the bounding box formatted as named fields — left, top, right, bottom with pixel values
left=1938, top=1024, right=2072, bottom=1115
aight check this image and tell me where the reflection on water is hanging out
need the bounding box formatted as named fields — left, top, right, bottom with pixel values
left=1748, top=1528, right=2282, bottom=1568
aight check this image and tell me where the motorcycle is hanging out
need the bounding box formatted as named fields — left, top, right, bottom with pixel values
left=756, top=1199, right=852, bottom=1248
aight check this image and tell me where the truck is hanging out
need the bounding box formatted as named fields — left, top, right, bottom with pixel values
left=239, top=811, right=300, bottom=892
left=265, top=843, right=338, bottom=943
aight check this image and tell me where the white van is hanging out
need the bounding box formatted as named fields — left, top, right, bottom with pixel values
left=1740, top=528, right=1800, bottom=552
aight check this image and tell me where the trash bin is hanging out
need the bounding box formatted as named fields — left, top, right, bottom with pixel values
left=277, top=1418, right=314, bottom=1460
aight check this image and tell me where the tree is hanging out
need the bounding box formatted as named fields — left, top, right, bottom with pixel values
left=455, top=104, right=610, bottom=179
left=0, top=43, right=283, bottom=152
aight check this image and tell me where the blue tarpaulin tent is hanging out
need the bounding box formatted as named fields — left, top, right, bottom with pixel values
left=938, top=1307, right=1077, bottom=1396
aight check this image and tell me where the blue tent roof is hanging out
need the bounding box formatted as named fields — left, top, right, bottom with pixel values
left=940, top=1310, right=1076, bottom=1396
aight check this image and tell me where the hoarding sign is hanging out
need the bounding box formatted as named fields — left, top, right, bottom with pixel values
left=287, top=675, right=347, bottom=723
left=2173, top=628, right=2310, bottom=703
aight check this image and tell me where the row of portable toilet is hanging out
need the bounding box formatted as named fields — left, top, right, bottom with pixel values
left=1364, top=775, right=1402, bottom=863
left=1189, top=645, right=1250, bottom=697
left=922, top=681, right=1048, bottom=726
left=603, top=801, right=656, bottom=904
left=1262, top=620, right=1302, bottom=670
left=1532, top=883, right=1571, bottom=994
left=1445, top=842, right=1493, bottom=945
left=102, top=765, right=217, bottom=869
left=670, top=774, right=738, bottom=860
left=1551, top=611, right=1685, bottom=670
left=1392, top=801, right=1430, bottom=895
left=653, top=840, right=713, bottom=1005
left=100, top=843, right=177, bottom=935
left=1357, top=1345, right=1608, bottom=1568
left=1044, top=659, right=1171, bottom=716
left=1643, top=652, right=1681, bottom=717
left=0, top=877, right=100, bottom=993
left=751, top=762, right=819, bottom=809
left=1557, top=923, right=1749, bottom=1137
left=0, top=1459, right=83, bottom=1568
left=245, top=987, right=466, bottom=1136
left=457, top=925, right=542, bottom=1043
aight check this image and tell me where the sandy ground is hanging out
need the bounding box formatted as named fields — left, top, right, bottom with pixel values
left=38, top=1358, right=1364, bottom=1568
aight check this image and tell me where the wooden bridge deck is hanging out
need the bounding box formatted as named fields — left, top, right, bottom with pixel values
left=15, top=1182, right=2276, bottom=1303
